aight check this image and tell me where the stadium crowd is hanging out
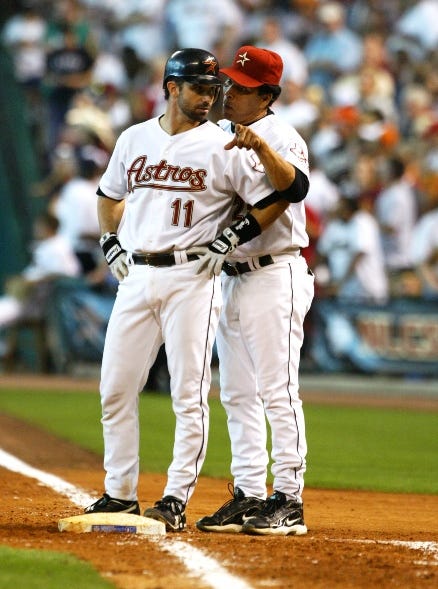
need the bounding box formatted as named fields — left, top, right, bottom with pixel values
left=1, top=0, right=438, bottom=348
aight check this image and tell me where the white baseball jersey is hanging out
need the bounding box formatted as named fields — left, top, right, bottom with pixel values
left=97, top=115, right=275, bottom=506
left=374, top=179, right=417, bottom=270
left=218, top=114, right=310, bottom=260
left=216, top=112, right=314, bottom=501
left=99, top=117, right=274, bottom=252
left=317, top=209, right=388, bottom=302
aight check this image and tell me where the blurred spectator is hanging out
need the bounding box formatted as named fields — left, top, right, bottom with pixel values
left=347, top=0, right=401, bottom=35
left=0, top=212, right=80, bottom=333
left=315, top=196, right=388, bottom=303
left=131, top=55, right=168, bottom=122
left=399, top=83, right=436, bottom=140
left=32, top=141, right=79, bottom=202
left=93, top=83, right=132, bottom=136
left=45, top=0, right=96, bottom=53
left=374, top=157, right=417, bottom=278
left=104, top=0, right=167, bottom=69
left=91, top=49, right=129, bottom=93
left=272, top=78, right=319, bottom=136
left=395, top=0, right=438, bottom=54
left=304, top=1, right=363, bottom=95
left=304, top=161, right=340, bottom=225
left=51, top=144, right=107, bottom=274
left=349, top=151, right=383, bottom=209
left=410, top=162, right=438, bottom=299
left=330, top=32, right=397, bottom=122
left=2, top=1, right=48, bottom=162
left=278, top=0, right=319, bottom=47
left=165, top=0, right=243, bottom=58
left=64, top=90, right=115, bottom=152
left=310, top=104, right=362, bottom=184
left=2, top=0, right=438, bottom=312
left=44, top=22, right=95, bottom=153
left=302, top=201, right=323, bottom=271
left=2, top=1, right=47, bottom=88
left=254, top=16, right=308, bottom=86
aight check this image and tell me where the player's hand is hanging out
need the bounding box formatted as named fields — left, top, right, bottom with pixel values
left=189, top=227, right=240, bottom=278
left=100, top=232, right=129, bottom=282
left=188, top=245, right=225, bottom=277
left=110, top=252, right=129, bottom=282
left=224, top=123, right=263, bottom=151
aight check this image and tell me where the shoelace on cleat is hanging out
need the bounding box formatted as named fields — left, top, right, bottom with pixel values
left=258, top=491, right=286, bottom=516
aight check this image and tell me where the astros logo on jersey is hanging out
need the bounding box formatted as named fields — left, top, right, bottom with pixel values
left=126, top=156, right=208, bottom=193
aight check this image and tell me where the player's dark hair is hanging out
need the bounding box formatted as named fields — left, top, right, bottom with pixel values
left=257, top=84, right=281, bottom=107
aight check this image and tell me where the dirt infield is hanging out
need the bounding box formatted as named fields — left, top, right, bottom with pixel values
left=1, top=372, right=437, bottom=588
left=1, top=407, right=437, bottom=589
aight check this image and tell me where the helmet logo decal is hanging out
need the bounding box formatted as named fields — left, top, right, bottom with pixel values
left=236, top=51, right=250, bottom=67
left=203, top=56, right=217, bottom=73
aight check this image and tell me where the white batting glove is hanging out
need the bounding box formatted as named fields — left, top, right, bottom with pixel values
left=190, top=227, right=240, bottom=278
left=109, top=252, right=129, bottom=282
left=99, top=232, right=129, bottom=282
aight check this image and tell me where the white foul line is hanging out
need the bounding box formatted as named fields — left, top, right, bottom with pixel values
left=0, top=448, right=254, bottom=589
left=328, top=538, right=438, bottom=566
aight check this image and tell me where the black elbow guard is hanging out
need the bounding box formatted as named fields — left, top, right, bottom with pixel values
left=277, top=168, right=309, bottom=203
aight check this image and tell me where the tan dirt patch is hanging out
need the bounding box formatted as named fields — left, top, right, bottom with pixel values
left=0, top=412, right=437, bottom=589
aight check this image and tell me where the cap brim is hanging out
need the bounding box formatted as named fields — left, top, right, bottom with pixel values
left=219, top=67, right=263, bottom=87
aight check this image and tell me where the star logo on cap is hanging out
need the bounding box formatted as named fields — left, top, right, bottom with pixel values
left=203, top=56, right=217, bottom=73
left=236, top=51, right=250, bottom=67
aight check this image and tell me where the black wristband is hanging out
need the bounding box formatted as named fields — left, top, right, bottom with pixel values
left=230, top=212, right=262, bottom=245
left=100, top=233, right=125, bottom=265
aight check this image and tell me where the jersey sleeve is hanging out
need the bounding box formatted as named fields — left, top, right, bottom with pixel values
left=98, top=132, right=128, bottom=200
left=226, top=148, right=276, bottom=207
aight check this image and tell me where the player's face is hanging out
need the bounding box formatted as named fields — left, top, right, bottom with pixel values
left=177, top=82, right=219, bottom=122
left=223, top=79, right=270, bottom=125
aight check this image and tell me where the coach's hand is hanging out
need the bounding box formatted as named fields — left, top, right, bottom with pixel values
left=188, top=227, right=240, bottom=278
left=224, top=123, right=263, bottom=151
left=100, top=232, right=129, bottom=282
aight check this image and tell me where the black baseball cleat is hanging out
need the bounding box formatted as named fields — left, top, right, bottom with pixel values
left=242, top=490, right=307, bottom=536
left=84, top=493, right=140, bottom=515
left=196, top=484, right=264, bottom=533
left=143, top=495, right=186, bottom=531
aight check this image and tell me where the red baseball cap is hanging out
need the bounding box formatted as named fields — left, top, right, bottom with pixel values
left=220, top=45, right=283, bottom=88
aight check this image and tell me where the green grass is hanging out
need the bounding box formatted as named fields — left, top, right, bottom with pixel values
left=0, top=546, right=114, bottom=589
left=0, top=387, right=436, bottom=589
left=0, top=388, right=437, bottom=494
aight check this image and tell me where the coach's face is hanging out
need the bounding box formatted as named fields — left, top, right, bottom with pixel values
left=223, top=80, right=271, bottom=125
left=174, top=81, right=219, bottom=123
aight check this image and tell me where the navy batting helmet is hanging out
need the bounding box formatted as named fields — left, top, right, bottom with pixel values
left=163, top=48, right=221, bottom=88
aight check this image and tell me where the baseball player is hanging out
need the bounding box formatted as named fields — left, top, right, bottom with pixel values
left=83, top=48, right=286, bottom=531
left=195, top=46, right=314, bottom=535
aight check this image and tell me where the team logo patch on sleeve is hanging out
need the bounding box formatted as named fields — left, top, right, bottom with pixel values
left=290, top=143, right=308, bottom=164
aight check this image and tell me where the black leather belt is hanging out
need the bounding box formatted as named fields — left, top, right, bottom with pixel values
left=132, top=253, right=198, bottom=266
left=222, top=254, right=275, bottom=276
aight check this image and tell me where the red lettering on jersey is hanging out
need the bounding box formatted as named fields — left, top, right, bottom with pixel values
left=127, top=155, right=147, bottom=192
left=127, top=156, right=207, bottom=192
